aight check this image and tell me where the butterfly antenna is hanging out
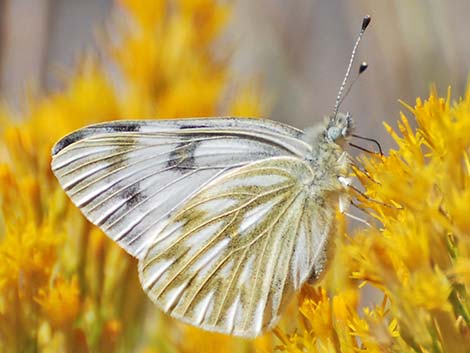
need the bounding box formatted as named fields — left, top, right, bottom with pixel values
left=333, top=15, right=371, bottom=118
left=337, top=62, right=368, bottom=108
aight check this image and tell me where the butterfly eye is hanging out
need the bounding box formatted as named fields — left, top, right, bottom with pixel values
left=326, top=126, right=342, bottom=141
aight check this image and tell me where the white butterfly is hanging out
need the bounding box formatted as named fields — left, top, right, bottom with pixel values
left=51, top=15, right=371, bottom=340
left=51, top=114, right=353, bottom=337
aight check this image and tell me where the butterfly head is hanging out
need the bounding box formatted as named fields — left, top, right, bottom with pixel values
left=326, top=112, right=354, bottom=144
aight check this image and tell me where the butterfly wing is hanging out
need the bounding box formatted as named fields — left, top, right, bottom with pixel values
left=51, top=118, right=312, bottom=258
left=139, top=156, right=337, bottom=338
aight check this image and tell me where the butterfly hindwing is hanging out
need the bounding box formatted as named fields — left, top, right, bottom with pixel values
left=139, top=156, right=336, bottom=337
left=51, top=118, right=312, bottom=258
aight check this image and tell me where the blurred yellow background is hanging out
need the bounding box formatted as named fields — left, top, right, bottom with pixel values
left=1, top=1, right=470, bottom=353
left=1, top=0, right=470, bottom=147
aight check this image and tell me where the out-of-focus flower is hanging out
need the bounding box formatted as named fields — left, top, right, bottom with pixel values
left=0, top=0, right=263, bottom=352
left=35, top=276, right=80, bottom=328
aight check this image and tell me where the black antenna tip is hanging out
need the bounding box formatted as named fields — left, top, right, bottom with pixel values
left=359, top=61, right=368, bottom=74
left=362, top=15, right=371, bottom=30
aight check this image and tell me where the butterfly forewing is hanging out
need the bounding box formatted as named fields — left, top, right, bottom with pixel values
left=139, top=157, right=334, bottom=337
left=51, top=118, right=312, bottom=258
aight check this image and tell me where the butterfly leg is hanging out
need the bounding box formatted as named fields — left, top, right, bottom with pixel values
left=343, top=211, right=371, bottom=227
left=350, top=163, right=381, bottom=185
left=338, top=176, right=371, bottom=227
left=348, top=184, right=402, bottom=210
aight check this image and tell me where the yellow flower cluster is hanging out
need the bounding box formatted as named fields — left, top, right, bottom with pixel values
left=0, top=1, right=262, bottom=352
left=277, top=88, right=470, bottom=353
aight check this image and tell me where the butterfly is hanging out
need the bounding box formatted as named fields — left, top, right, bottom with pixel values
left=51, top=15, right=371, bottom=339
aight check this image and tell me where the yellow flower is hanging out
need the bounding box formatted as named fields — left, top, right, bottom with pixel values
left=0, top=0, right=264, bottom=352
left=0, top=167, right=61, bottom=297
left=277, top=88, right=470, bottom=353
left=353, top=88, right=470, bottom=350
left=399, top=268, right=451, bottom=312
left=299, top=287, right=333, bottom=340
left=36, top=276, right=80, bottom=328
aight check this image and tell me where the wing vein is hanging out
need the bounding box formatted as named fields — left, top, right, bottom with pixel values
left=151, top=211, right=239, bottom=298
left=142, top=183, right=295, bottom=266
left=110, top=168, right=198, bottom=236
left=271, top=195, right=306, bottom=323
left=66, top=143, right=193, bottom=192
left=124, top=168, right=231, bottom=247
left=242, top=190, right=301, bottom=331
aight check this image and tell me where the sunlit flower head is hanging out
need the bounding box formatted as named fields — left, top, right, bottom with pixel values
left=277, top=87, right=470, bottom=352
